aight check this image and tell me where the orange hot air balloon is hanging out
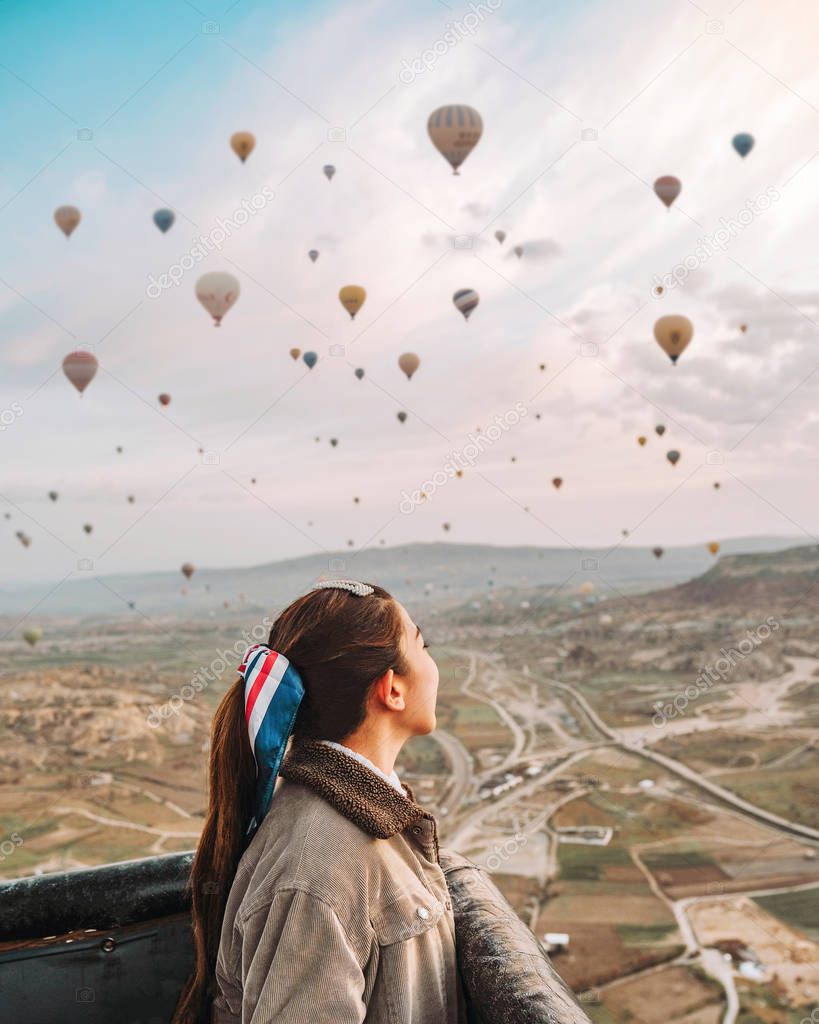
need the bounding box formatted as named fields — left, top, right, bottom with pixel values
left=181, top=562, right=195, bottom=580
left=707, top=541, right=720, bottom=556
left=54, top=205, right=81, bottom=237
left=230, top=132, right=256, bottom=162
left=637, top=436, right=647, bottom=447
left=339, top=285, right=366, bottom=319
left=289, top=348, right=301, bottom=361
left=158, top=393, right=171, bottom=407
left=654, top=315, right=693, bottom=364
left=740, top=323, right=748, bottom=333
left=398, top=353, right=420, bottom=380
left=62, top=350, right=98, bottom=395
left=654, top=176, right=681, bottom=208
left=552, top=477, right=563, bottom=490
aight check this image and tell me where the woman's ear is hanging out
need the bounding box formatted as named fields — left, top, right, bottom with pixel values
left=372, top=668, right=404, bottom=711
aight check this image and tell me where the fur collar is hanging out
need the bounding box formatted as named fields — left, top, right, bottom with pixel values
left=279, top=738, right=438, bottom=842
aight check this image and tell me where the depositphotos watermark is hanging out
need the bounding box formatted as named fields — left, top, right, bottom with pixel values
left=399, top=0, right=502, bottom=83
left=146, top=188, right=275, bottom=298
left=146, top=617, right=273, bottom=728
left=0, top=402, right=23, bottom=431
left=399, top=402, right=527, bottom=513
left=652, top=187, right=780, bottom=296
left=0, top=832, right=23, bottom=861
left=651, top=617, right=779, bottom=727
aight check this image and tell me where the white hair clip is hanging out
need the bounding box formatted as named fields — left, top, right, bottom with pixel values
left=311, top=579, right=375, bottom=597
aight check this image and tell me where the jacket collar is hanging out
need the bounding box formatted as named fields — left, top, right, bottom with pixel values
left=279, top=738, right=438, bottom=845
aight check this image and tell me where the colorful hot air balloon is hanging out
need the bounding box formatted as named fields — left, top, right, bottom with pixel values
left=453, top=289, right=479, bottom=321
left=354, top=367, right=365, bottom=380
left=654, top=315, right=693, bottom=364
left=158, top=393, right=171, bottom=407
left=707, top=541, right=720, bottom=556
left=153, top=209, right=175, bottom=233
left=732, top=133, right=754, bottom=158
left=308, top=250, right=319, bottom=263
left=195, top=272, right=240, bottom=326
left=655, top=424, right=666, bottom=437
left=22, top=627, right=42, bottom=647
left=652, top=546, right=664, bottom=559
left=289, top=348, right=301, bottom=361
left=397, top=411, right=407, bottom=423
left=230, top=132, right=256, bottom=162
left=666, top=449, right=681, bottom=466
left=48, top=491, right=58, bottom=502
left=323, top=164, right=336, bottom=181
left=62, top=350, right=98, bottom=395
left=427, top=105, right=483, bottom=174
left=181, top=562, right=194, bottom=580
left=398, top=353, right=420, bottom=380
left=513, top=245, right=523, bottom=259
left=552, top=477, right=563, bottom=490
left=654, top=176, right=681, bottom=208
left=339, top=285, right=366, bottom=319
left=637, top=436, right=647, bottom=447
left=495, top=230, right=506, bottom=244
left=54, top=205, right=81, bottom=237
left=303, top=351, right=318, bottom=369
left=16, top=531, right=31, bottom=547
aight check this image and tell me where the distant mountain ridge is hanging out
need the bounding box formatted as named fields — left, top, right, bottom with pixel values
left=0, top=536, right=802, bottom=619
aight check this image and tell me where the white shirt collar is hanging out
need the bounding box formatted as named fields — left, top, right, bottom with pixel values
left=317, top=740, right=405, bottom=794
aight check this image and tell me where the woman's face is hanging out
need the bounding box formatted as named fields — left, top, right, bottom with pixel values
left=394, top=601, right=439, bottom=736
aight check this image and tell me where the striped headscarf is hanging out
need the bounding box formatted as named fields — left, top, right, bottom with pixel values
left=238, top=643, right=305, bottom=833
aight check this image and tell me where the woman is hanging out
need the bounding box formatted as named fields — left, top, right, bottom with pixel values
left=174, top=578, right=467, bottom=1024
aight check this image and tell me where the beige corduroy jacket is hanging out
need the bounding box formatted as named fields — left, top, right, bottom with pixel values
left=212, top=738, right=469, bottom=1024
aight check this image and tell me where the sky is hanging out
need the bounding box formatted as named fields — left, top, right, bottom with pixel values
left=2, top=0, right=819, bottom=585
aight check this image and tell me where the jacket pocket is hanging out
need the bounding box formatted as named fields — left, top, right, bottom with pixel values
left=371, top=890, right=446, bottom=945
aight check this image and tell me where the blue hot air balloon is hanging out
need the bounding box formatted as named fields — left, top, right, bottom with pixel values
left=732, top=133, right=754, bottom=158
left=153, top=208, right=175, bottom=233
left=303, top=351, right=318, bottom=369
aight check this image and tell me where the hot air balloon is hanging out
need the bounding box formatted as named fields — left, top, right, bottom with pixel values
left=579, top=581, right=594, bottom=595
left=16, top=531, right=31, bottom=547
left=637, top=436, right=647, bottom=447
left=397, top=411, right=407, bottom=423
left=330, top=438, right=338, bottom=447
left=654, top=315, right=693, bottom=364
left=54, top=205, right=81, bottom=237
left=455, top=469, right=463, bottom=478
left=655, top=424, right=666, bottom=437
left=713, top=482, right=721, bottom=490
left=127, top=495, right=135, bottom=503
left=83, top=523, right=93, bottom=534
left=552, top=477, right=563, bottom=490
left=308, top=250, right=319, bottom=263
left=303, top=351, right=318, bottom=369
left=652, top=547, right=664, bottom=559
left=181, top=562, right=194, bottom=580
left=22, top=627, right=42, bottom=647
left=427, top=105, right=483, bottom=174
left=654, top=284, right=664, bottom=296
left=158, top=393, right=171, bottom=407
left=48, top=491, right=58, bottom=502
left=354, top=367, right=365, bottom=380
left=740, top=323, right=748, bottom=333
left=732, top=133, right=754, bottom=158
left=398, top=352, right=420, bottom=380
left=707, top=541, right=720, bottom=556
left=666, top=449, right=681, bottom=466
left=654, top=176, right=681, bottom=208
left=195, top=272, right=240, bottom=326
left=62, top=350, right=98, bottom=395
left=622, top=529, right=629, bottom=537
left=339, top=285, right=366, bottom=319
left=230, top=132, right=256, bottom=162
left=353, top=496, right=360, bottom=504
left=128, top=601, right=135, bottom=610
left=323, top=164, right=336, bottom=181
left=153, top=209, right=175, bottom=233
left=453, top=289, right=479, bottom=321
left=289, top=348, right=301, bottom=361
left=116, top=446, right=123, bottom=454
left=495, top=230, right=506, bottom=244
left=513, top=245, right=523, bottom=259
left=442, top=522, right=451, bottom=532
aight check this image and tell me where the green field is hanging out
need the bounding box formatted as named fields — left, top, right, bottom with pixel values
left=753, top=886, right=819, bottom=942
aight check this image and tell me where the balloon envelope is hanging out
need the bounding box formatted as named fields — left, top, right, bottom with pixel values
left=354, top=367, right=365, bottom=380
left=153, top=209, right=175, bottom=233
left=427, top=105, right=483, bottom=174
left=398, top=352, right=420, bottom=380
left=653, top=176, right=681, bottom=208
left=339, top=285, right=366, bottom=319
left=666, top=449, right=681, bottom=466
left=48, top=490, right=58, bottom=501
left=308, top=250, right=319, bottom=263
left=323, top=164, right=336, bottom=180
left=181, top=562, right=194, bottom=580
left=552, top=477, right=563, bottom=490
left=513, top=245, right=523, bottom=259
left=158, top=393, right=171, bottom=406
left=22, top=627, right=42, bottom=647
left=397, top=411, right=407, bottom=423
left=289, top=348, right=301, bottom=361
left=54, top=205, right=81, bottom=237
left=303, top=351, right=318, bottom=369
left=707, top=541, right=720, bottom=556
left=62, top=350, right=98, bottom=394
left=655, top=424, right=666, bottom=436
left=453, top=288, right=479, bottom=320
left=732, top=133, right=754, bottom=158
left=637, top=436, right=647, bottom=447
left=195, top=272, right=240, bottom=326
left=654, top=315, right=693, bottom=364
left=495, top=230, right=506, bottom=244
left=230, top=132, right=255, bottom=162
left=652, top=547, right=664, bottom=559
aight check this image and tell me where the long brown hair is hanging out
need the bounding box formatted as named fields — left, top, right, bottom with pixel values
left=173, top=583, right=407, bottom=1023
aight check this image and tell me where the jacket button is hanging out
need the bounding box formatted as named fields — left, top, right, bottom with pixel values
left=416, top=906, right=430, bottom=920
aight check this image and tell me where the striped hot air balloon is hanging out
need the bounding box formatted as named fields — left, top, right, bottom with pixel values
left=62, top=350, right=98, bottom=395
left=427, top=105, right=483, bottom=174
left=453, top=289, right=479, bottom=321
